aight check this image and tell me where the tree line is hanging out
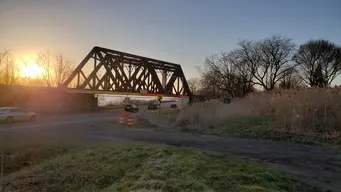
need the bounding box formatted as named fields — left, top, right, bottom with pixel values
left=0, top=50, right=75, bottom=87
left=188, top=36, right=341, bottom=97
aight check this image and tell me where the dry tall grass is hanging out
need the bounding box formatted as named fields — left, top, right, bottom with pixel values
left=253, top=87, right=341, bottom=138
left=174, top=99, right=259, bottom=128
left=175, top=87, right=341, bottom=138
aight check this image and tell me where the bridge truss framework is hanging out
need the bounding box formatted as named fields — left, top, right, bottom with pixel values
left=62, top=46, right=192, bottom=97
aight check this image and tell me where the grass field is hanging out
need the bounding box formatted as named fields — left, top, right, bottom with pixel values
left=0, top=141, right=320, bottom=192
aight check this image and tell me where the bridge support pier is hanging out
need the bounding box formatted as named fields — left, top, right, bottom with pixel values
left=0, top=85, right=98, bottom=114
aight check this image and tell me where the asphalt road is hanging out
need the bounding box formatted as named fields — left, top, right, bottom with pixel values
left=0, top=101, right=183, bottom=142
left=0, top=109, right=120, bottom=141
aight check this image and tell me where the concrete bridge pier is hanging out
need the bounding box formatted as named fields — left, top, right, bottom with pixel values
left=0, top=85, right=98, bottom=114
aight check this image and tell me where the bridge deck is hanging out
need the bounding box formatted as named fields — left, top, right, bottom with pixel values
left=65, top=88, right=188, bottom=98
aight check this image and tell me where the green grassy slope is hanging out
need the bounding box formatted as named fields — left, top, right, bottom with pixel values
left=0, top=142, right=320, bottom=192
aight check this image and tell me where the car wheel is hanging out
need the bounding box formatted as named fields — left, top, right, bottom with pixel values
left=5, top=116, right=13, bottom=124
left=30, top=115, right=37, bottom=122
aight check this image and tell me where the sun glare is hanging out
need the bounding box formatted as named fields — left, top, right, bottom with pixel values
left=22, top=60, right=44, bottom=78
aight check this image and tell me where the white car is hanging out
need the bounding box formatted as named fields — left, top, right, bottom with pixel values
left=0, top=107, right=37, bottom=123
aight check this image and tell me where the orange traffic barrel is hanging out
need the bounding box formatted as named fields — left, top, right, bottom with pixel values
left=126, top=115, right=135, bottom=127
left=124, top=111, right=130, bottom=116
left=119, top=115, right=126, bottom=124
left=119, top=112, right=129, bottom=124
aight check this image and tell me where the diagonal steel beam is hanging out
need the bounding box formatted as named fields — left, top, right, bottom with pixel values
left=144, top=60, right=164, bottom=93
left=116, top=60, right=130, bottom=89
left=79, top=71, right=93, bottom=89
left=127, top=65, right=142, bottom=86
left=78, top=57, right=107, bottom=89
left=136, top=71, right=150, bottom=91
left=108, top=58, right=128, bottom=91
left=63, top=47, right=96, bottom=86
left=165, top=68, right=180, bottom=94
left=103, top=58, right=121, bottom=91
left=94, top=71, right=108, bottom=90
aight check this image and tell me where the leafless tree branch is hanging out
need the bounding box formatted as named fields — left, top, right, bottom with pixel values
left=293, top=39, right=341, bottom=87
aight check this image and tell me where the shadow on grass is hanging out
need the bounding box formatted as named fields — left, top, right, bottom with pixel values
left=0, top=141, right=321, bottom=192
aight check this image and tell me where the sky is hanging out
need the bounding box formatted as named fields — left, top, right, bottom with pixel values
left=0, top=0, right=341, bottom=82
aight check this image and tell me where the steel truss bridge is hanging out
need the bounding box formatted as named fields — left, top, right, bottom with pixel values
left=62, top=46, right=192, bottom=97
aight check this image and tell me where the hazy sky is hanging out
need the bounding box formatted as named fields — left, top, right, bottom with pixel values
left=0, top=0, right=340, bottom=81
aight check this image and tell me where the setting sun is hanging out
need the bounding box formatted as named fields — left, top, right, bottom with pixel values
left=22, top=60, right=45, bottom=78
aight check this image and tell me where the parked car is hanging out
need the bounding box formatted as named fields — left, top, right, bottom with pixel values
left=148, top=104, right=158, bottom=110
left=0, top=107, right=37, bottom=123
left=124, top=104, right=139, bottom=113
left=170, top=104, right=177, bottom=108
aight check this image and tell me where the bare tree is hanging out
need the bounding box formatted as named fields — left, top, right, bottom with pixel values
left=0, top=49, right=75, bottom=87
left=278, top=68, right=304, bottom=89
left=36, top=50, right=75, bottom=87
left=221, top=36, right=296, bottom=91
left=54, top=54, right=74, bottom=86
left=187, top=77, right=199, bottom=95
left=36, top=50, right=54, bottom=87
left=0, top=50, right=11, bottom=84
left=251, top=36, right=296, bottom=90
left=198, top=48, right=257, bottom=98
left=293, top=39, right=341, bottom=87
left=198, top=53, right=239, bottom=97
left=0, top=50, right=18, bottom=85
left=196, top=64, right=221, bottom=96
left=228, top=41, right=259, bottom=96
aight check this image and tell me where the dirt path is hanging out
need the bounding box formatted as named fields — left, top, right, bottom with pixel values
left=90, top=127, right=341, bottom=192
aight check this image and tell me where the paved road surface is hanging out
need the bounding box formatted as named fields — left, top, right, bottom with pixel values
left=0, top=109, right=123, bottom=142
left=0, top=100, right=182, bottom=141
left=0, top=108, right=340, bottom=192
